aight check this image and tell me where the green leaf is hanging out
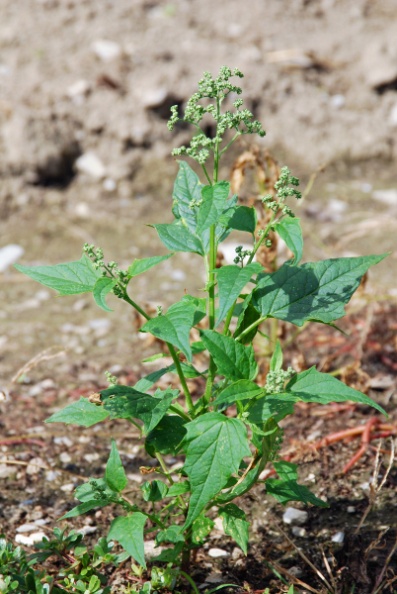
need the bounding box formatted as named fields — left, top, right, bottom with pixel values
left=128, top=254, right=173, bottom=277
left=219, top=504, right=249, bottom=554
left=286, top=367, right=387, bottom=415
left=141, top=480, right=168, bottom=502
left=201, top=330, right=258, bottom=381
left=93, top=277, right=117, bottom=312
left=15, top=255, right=101, bottom=295
left=75, top=478, right=115, bottom=502
left=60, top=499, right=109, bottom=519
left=101, top=386, right=176, bottom=434
left=154, top=222, right=205, bottom=255
left=266, top=462, right=327, bottom=507
left=215, top=380, right=264, bottom=406
left=216, top=263, right=262, bottom=325
left=270, top=340, right=283, bottom=372
left=191, top=515, right=215, bottom=545
left=156, top=525, right=185, bottom=545
left=141, top=298, right=197, bottom=361
left=234, top=295, right=262, bottom=344
left=247, top=394, right=295, bottom=424
left=253, top=255, right=387, bottom=326
left=273, top=217, right=303, bottom=264
left=227, top=206, right=257, bottom=234
left=172, top=161, right=203, bottom=232
left=105, top=440, right=127, bottom=493
left=215, top=467, right=260, bottom=504
left=134, top=367, right=172, bottom=392
left=182, top=412, right=251, bottom=526
left=145, top=415, right=187, bottom=457
left=196, top=181, right=230, bottom=234
left=166, top=480, right=190, bottom=497
left=46, top=398, right=109, bottom=427
left=108, top=514, right=147, bottom=568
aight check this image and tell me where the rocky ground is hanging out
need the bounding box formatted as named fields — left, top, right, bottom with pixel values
left=1, top=0, right=397, bottom=592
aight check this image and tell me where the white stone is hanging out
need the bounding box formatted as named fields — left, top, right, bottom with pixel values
left=103, top=177, right=116, bottom=192
left=15, top=532, right=47, bottom=546
left=26, top=457, right=45, bottom=475
left=372, top=189, right=397, bottom=207
left=16, top=523, right=39, bottom=533
left=77, top=525, right=97, bottom=535
left=144, top=539, right=162, bottom=559
left=67, top=79, right=90, bottom=100
left=282, top=507, right=309, bottom=525
left=59, top=452, right=72, bottom=464
left=75, top=152, right=106, bottom=179
left=0, top=244, right=24, bottom=272
left=331, top=531, right=345, bottom=543
left=141, top=87, right=168, bottom=109
left=292, top=526, right=308, bottom=538
left=390, top=102, right=397, bottom=127
left=60, top=482, right=75, bottom=493
left=84, top=452, right=100, bottom=463
left=54, top=436, right=73, bottom=447
left=208, top=547, right=230, bottom=558
left=0, top=463, right=15, bottom=479
left=347, top=506, right=356, bottom=513
left=330, top=94, right=345, bottom=109
left=92, top=39, right=121, bottom=62
left=45, top=470, right=60, bottom=482
left=74, top=202, right=90, bottom=218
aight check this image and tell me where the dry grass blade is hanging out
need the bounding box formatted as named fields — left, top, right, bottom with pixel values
left=10, top=345, right=67, bottom=385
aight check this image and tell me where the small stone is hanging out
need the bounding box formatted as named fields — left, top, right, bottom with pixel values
left=292, top=526, right=308, bottom=538
left=60, top=483, right=75, bottom=493
left=67, top=79, right=91, bottom=102
left=205, top=573, right=223, bottom=584
left=288, top=566, right=303, bottom=578
left=103, top=177, right=116, bottom=192
left=372, top=189, right=397, bottom=207
left=283, top=507, right=309, bottom=525
left=170, top=269, right=186, bottom=281
left=144, top=539, right=162, bottom=559
left=84, top=452, right=100, bottom=463
left=390, top=102, right=397, bottom=127
left=74, top=202, right=90, bottom=218
left=75, top=152, right=106, bottom=179
left=16, top=523, right=39, bottom=533
left=347, top=506, right=356, bottom=513
left=15, top=532, right=47, bottom=546
left=330, top=94, right=345, bottom=109
left=0, top=464, right=16, bottom=478
left=331, top=531, right=345, bottom=543
left=77, top=525, right=97, bottom=535
left=0, top=244, right=24, bottom=273
left=208, top=548, right=230, bottom=558
left=26, top=458, right=45, bottom=475
left=59, top=452, right=72, bottom=464
left=92, top=39, right=122, bottom=62
left=54, top=436, right=73, bottom=447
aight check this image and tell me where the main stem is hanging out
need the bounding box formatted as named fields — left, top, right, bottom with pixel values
left=203, top=98, right=221, bottom=406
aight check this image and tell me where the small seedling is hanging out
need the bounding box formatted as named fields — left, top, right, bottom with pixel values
left=15, top=66, right=387, bottom=589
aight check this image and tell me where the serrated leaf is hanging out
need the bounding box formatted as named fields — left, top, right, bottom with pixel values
left=145, top=416, right=186, bottom=457
left=108, top=514, right=147, bottom=568
left=201, top=330, right=258, bottom=381
left=253, top=255, right=387, bottom=326
left=270, top=340, right=283, bottom=372
left=154, top=223, right=205, bottom=255
left=141, top=298, right=197, bottom=361
left=196, top=181, right=230, bottom=234
left=46, top=398, right=109, bottom=427
left=191, top=515, right=215, bottom=545
left=75, top=478, right=115, bottom=502
left=227, top=206, right=257, bottom=234
left=93, top=277, right=117, bottom=312
left=219, top=504, right=249, bottom=554
left=216, top=263, right=262, bottom=325
left=274, top=217, right=303, bottom=264
left=60, top=499, right=109, bottom=519
left=15, top=255, right=101, bottom=295
left=101, top=386, right=176, bottom=434
left=182, top=412, right=251, bottom=526
left=106, top=440, right=127, bottom=493
left=234, top=295, right=262, bottom=344
left=215, top=380, right=264, bottom=406
left=128, top=254, right=173, bottom=277
left=141, top=480, right=168, bottom=502
left=172, top=161, right=203, bottom=232
left=287, top=367, right=387, bottom=415
left=266, top=461, right=327, bottom=507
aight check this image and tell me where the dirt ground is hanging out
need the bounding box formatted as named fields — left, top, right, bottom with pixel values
left=1, top=0, right=397, bottom=592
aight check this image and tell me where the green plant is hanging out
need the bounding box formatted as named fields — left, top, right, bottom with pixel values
left=15, top=66, right=387, bottom=587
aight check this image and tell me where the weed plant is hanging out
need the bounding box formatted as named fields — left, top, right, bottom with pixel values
left=15, top=67, right=387, bottom=591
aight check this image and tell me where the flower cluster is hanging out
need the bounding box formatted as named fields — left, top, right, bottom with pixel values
left=168, top=66, right=265, bottom=167
left=83, top=243, right=129, bottom=297
left=262, top=166, right=302, bottom=217
left=265, top=367, right=296, bottom=393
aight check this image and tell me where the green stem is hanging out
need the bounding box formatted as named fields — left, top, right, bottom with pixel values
left=222, top=304, right=235, bottom=335
left=155, top=452, right=174, bottom=485
left=122, top=292, right=150, bottom=320
left=180, top=571, right=200, bottom=594
left=235, top=316, right=268, bottom=342
left=246, top=211, right=278, bottom=266
left=201, top=164, right=212, bottom=185
left=220, top=131, right=242, bottom=156
left=169, top=404, right=191, bottom=422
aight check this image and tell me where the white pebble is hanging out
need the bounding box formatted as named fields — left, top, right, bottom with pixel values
left=45, top=470, right=60, bottom=482
left=208, top=548, right=230, bottom=558
left=92, top=39, right=121, bottom=62
left=347, top=506, right=356, bottom=513
left=75, top=152, right=106, bottom=180
left=283, top=507, right=308, bottom=525
left=59, top=452, right=72, bottom=464
left=60, top=483, right=75, bottom=493
left=0, top=463, right=16, bottom=478
left=291, top=526, right=308, bottom=537
left=77, top=525, right=97, bottom=535
left=54, top=436, right=73, bottom=447
left=15, top=532, right=47, bottom=546
left=103, top=177, right=116, bottom=192
left=0, top=244, right=24, bottom=273
left=16, top=523, right=39, bottom=533
left=331, top=531, right=345, bottom=543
